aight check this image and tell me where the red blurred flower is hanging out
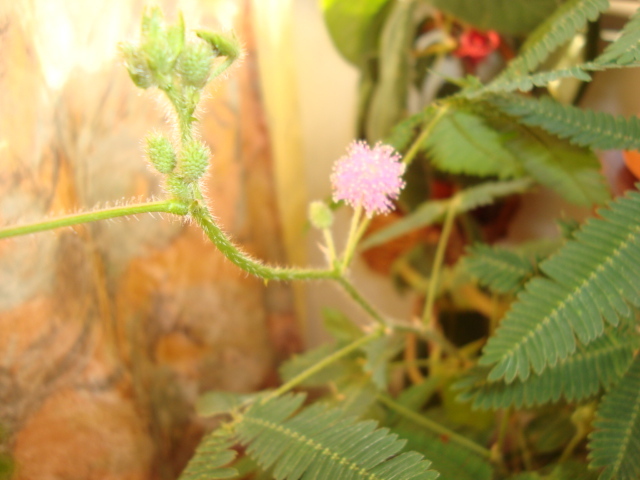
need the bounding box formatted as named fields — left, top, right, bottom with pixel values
left=453, top=29, right=500, bottom=65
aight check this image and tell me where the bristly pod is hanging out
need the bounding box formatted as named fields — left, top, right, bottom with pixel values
left=165, top=174, right=192, bottom=202
left=146, top=133, right=177, bottom=174
left=179, top=140, right=210, bottom=182
left=177, top=41, right=214, bottom=88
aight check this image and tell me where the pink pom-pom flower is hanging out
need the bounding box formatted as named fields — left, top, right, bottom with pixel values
left=331, top=141, right=406, bottom=217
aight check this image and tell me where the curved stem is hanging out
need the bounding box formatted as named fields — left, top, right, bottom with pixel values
left=190, top=201, right=338, bottom=281
left=264, top=326, right=386, bottom=402
left=0, top=200, right=188, bottom=240
left=377, top=393, right=492, bottom=460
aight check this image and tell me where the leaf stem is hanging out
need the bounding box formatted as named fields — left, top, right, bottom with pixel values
left=377, top=393, right=492, bottom=460
left=403, top=104, right=449, bottom=166
left=336, top=276, right=389, bottom=327
left=265, top=326, right=386, bottom=401
left=0, top=200, right=189, bottom=239
left=422, top=197, right=458, bottom=326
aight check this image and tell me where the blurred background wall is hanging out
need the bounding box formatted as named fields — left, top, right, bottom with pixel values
left=1, top=0, right=639, bottom=479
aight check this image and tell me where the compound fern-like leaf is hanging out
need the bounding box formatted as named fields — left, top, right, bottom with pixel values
left=235, top=394, right=439, bottom=480
left=588, top=355, right=640, bottom=480
left=505, top=126, right=609, bottom=206
left=424, top=108, right=523, bottom=178
left=464, top=243, right=536, bottom=294
left=595, top=6, right=640, bottom=66
left=499, top=0, right=608, bottom=78
left=465, top=64, right=597, bottom=98
left=491, top=94, right=640, bottom=150
left=479, top=188, right=640, bottom=383
left=178, top=429, right=238, bottom=480
left=458, top=329, right=639, bottom=409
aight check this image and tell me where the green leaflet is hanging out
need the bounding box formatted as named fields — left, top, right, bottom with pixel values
left=491, top=94, right=640, bottom=151
left=498, top=0, right=608, bottom=78
left=322, top=307, right=365, bottom=343
left=278, top=343, right=355, bottom=388
left=589, top=355, right=640, bottom=480
left=479, top=188, right=640, bottom=383
left=505, top=462, right=599, bottom=479
left=430, top=0, right=561, bottom=35
left=458, top=329, right=639, bottom=409
left=394, top=425, right=493, bottom=480
left=506, top=126, right=609, bottom=206
left=235, top=394, right=439, bottom=480
left=464, top=243, right=536, bottom=294
left=362, top=333, right=405, bottom=390
left=595, top=5, right=640, bottom=66
left=321, top=0, right=391, bottom=67
left=360, top=178, right=533, bottom=249
left=178, top=429, right=238, bottom=480
left=384, top=108, right=434, bottom=152
left=424, top=109, right=523, bottom=178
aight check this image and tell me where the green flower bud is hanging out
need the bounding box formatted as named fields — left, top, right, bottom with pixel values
left=309, top=201, right=334, bottom=229
left=120, top=43, right=153, bottom=89
left=177, top=41, right=213, bottom=88
left=141, top=6, right=164, bottom=39
left=146, top=133, right=176, bottom=174
left=166, top=13, right=186, bottom=63
left=140, top=6, right=183, bottom=78
left=179, top=140, right=210, bottom=182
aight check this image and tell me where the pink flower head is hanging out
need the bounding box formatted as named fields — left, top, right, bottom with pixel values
left=331, top=141, right=405, bottom=217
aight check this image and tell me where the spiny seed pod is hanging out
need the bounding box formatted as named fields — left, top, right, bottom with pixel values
left=177, top=41, right=213, bottom=88
left=308, top=201, right=334, bottom=229
left=146, top=133, right=177, bottom=174
left=179, top=140, right=210, bottom=182
left=165, top=174, right=191, bottom=201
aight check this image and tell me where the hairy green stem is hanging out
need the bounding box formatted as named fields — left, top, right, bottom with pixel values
left=190, top=201, right=338, bottom=281
left=336, top=277, right=388, bottom=326
left=377, top=394, right=492, bottom=460
left=265, top=327, right=386, bottom=401
left=0, top=200, right=188, bottom=239
left=422, top=197, right=458, bottom=326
